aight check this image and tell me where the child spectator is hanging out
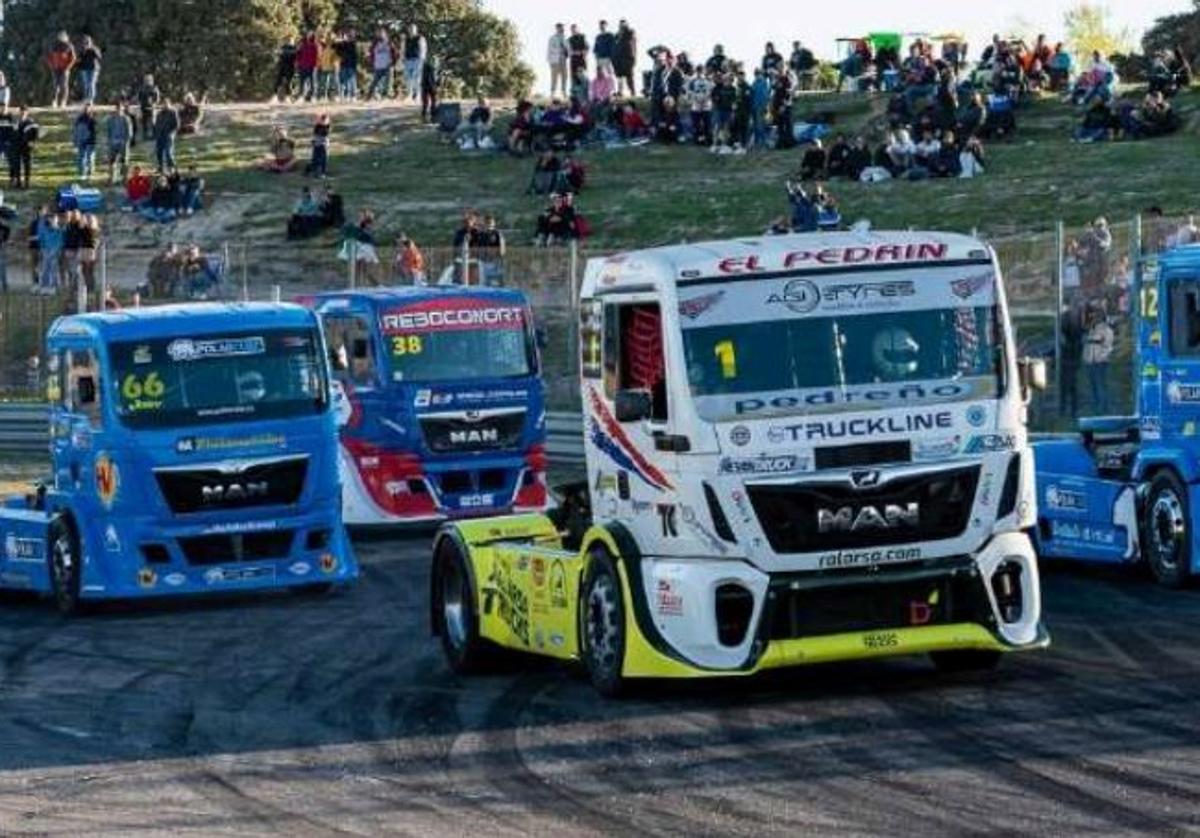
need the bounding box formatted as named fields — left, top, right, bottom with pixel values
left=104, top=103, right=132, bottom=185
left=47, top=32, right=76, bottom=109
left=261, top=126, right=297, bottom=173
left=306, top=113, right=332, bottom=177
left=72, top=103, right=97, bottom=180
left=393, top=235, right=426, bottom=284
left=1082, top=300, right=1114, bottom=413
left=77, top=36, right=102, bottom=102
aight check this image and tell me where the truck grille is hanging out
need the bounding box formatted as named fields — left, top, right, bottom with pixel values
left=765, top=560, right=990, bottom=639
left=155, top=456, right=308, bottom=515
left=419, top=411, right=525, bottom=454
left=747, top=465, right=979, bottom=554
left=179, top=530, right=295, bottom=565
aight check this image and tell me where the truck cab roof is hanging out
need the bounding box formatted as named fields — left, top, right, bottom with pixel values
left=307, top=287, right=530, bottom=310
left=48, top=302, right=318, bottom=344
left=582, top=230, right=992, bottom=296
left=1157, top=244, right=1200, bottom=278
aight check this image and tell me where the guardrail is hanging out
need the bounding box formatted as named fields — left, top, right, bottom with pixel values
left=0, top=404, right=591, bottom=464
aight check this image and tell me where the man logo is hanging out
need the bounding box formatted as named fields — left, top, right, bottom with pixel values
left=849, top=469, right=882, bottom=489
left=201, top=481, right=269, bottom=504
left=450, top=428, right=500, bottom=445
left=818, top=503, right=919, bottom=533
left=766, top=279, right=820, bottom=314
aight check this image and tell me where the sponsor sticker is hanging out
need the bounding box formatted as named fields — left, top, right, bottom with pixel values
left=1046, top=486, right=1087, bottom=512
left=964, top=433, right=1017, bottom=454
left=103, top=525, right=121, bottom=553
left=382, top=305, right=524, bottom=332
left=719, top=454, right=806, bottom=475
left=94, top=453, right=119, bottom=509
left=163, top=573, right=187, bottom=587
left=176, top=433, right=286, bottom=455
left=951, top=273, right=991, bottom=299
left=168, top=336, right=265, bottom=362
left=655, top=578, right=684, bottom=617
left=678, top=290, right=726, bottom=320
left=1167, top=381, right=1200, bottom=404
left=4, top=535, right=43, bottom=563
left=817, top=546, right=922, bottom=569
left=966, top=405, right=988, bottom=427
left=729, top=425, right=752, bottom=447
left=769, top=411, right=952, bottom=443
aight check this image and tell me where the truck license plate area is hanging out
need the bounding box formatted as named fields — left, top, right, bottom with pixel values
left=179, top=531, right=295, bottom=565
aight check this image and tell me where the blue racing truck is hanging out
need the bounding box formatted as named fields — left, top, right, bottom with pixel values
left=306, top=288, right=547, bottom=525
left=1035, top=244, right=1200, bottom=587
left=0, top=303, right=358, bottom=614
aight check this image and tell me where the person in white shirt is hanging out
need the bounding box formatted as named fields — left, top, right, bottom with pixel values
left=885, top=128, right=915, bottom=172
left=684, top=66, right=713, bottom=145
left=548, top=24, right=569, bottom=97
left=1082, top=300, right=1114, bottom=414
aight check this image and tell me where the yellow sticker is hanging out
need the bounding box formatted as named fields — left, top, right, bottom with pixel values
left=95, top=453, right=119, bottom=508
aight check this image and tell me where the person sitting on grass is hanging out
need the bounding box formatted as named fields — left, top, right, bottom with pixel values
left=1123, top=91, right=1180, bottom=139
left=913, top=128, right=940, bottom=171
left=178, top=92, right=205, bottom=135
left=261, top=126, right=298, bottom=173
left=455, top=96, right=493, bottom=148
left=1075, top=96, right=1115, bottom=142
left=786, top=180, right=819, bottom=232
left=287, top=186, right=323, bottom=239
left=654, top=96, right=682, bottom=143
left=319, top=185, right=345, bottom=228
left=182, top=243, right=221, bottom=299
left=507, top=100, right=534, bottom=154
left=535, top=192, right=579, bottom=246
left=393, top=234, right=426, bottom=284
left=616, top=101, right=649, bottom=139
left=124, top=164, right=152, bottom=210
left=825, top=134, right=852, bottom=179
left=931, top=130, right=962, bottom=177
left=884, top=128, right=915, bottom=174
left=956, top=91, right=988, bottom=139
left=179, top=164, right=204, bottom=215
left=141, top=172, right=177, bottom=222
left=816, top=192, right=841, bottom=231
left=527, top=150, right=563, bottom=195
left=799, top=139, right=826, bottom=181
left=146, top=242, right=184, bottom=297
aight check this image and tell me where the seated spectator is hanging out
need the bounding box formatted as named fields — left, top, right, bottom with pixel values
left=527, top=150, right=563, bottom=195
left=178, top=92, right=204, bottom=135
left=1123, top=91, right=1180, bottom=139
left=799, top=139, right=826, bottom=181
left=562, top=154, right=586, bottom=192
left=141, top=173, right=178, bottom=222
left=959, top=136, right=986, bottom=178
left=982, top=91, right=1016, bottom=139
left=913, top=129, right=940, bottom=169
left=655, top=96, right=682, bottom=143
left=826, top=134, right=852, bottom=179
left=455, top=96, right=493, bottom=148
left=956, top=91, right=988, bottom=138
left=846, top=136, right=872, bottom=180
left=1075, top=97, right=1115, bottom=142
left=885, top=128, right=915, bottom=173
left=393, top=234, right=426, bottom=284
left=535, top=192, right=580, bottom=246
left=287, top=186, right=323, bottom=239
left=507, top=100, right=534, bottom=154
left=570, top=66, right=590, bottom=106
left=616, top=101, right=649, bottom=139
left=931, top=130, right=962, bottom=177
left=765, top=215, right=792, bottom=235
left=146, top=242, right=184, bottom=297
left=182, top=243, right=221, bottom=298
left=320, top=185, right=345, bottom=228
left=591, top=64, right=616, bottom=105
left=124, top=165, right=152, bottom=209
left=1026, top=60, right=1048, bottom=93
left=816, top=192, right=841, bottom=231
left=179, top=164, right=204, bottom=215
left=260, top=126, right=298, bottom=173
left=786, top=180, right=819, bottom=232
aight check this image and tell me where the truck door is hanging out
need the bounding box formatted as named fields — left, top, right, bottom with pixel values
left=591, top=297, right=680, bottom=526
left=53, top=346, right=108, bottom=505
left=1162, top=280, right=1200, bottom=435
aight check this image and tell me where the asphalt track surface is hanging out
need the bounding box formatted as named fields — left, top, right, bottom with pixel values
left=1, top=538, right=1199, bottom=837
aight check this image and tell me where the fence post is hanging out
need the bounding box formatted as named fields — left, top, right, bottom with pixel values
left=567, top=240, right=580, bottom=362
left=348, top=239, right=357, bottom=289
left=272, top=284, right=281, bottom=303
left=76, top=267, right=87, bottom=313
left=241, top=241, right=249, bottom=302
left=98, top=240, right=108, bottom=310
left=1054, top=219, right=1065, bottom=400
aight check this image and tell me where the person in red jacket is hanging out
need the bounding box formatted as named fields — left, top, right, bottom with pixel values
left=47, top=32, right=76, bottom=108
left=124, top=164, right=152, bottom=208
left=295, top=31, right=320, bottom=102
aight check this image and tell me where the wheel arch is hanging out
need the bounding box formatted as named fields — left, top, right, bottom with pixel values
left=430, top=524, right=478, bottom=638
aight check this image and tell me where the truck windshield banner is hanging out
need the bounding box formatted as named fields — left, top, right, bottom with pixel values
left=381, top=298, right=526, bottom=333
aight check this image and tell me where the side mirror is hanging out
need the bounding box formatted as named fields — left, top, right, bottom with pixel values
left=1018, top=357, right=1047, bottom=394
left=77, top=375, right=97, bottom=406
left=614, top=388, right=653, bottom=423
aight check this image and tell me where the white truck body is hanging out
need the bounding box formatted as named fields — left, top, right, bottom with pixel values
left=578, top=231, right=1043, bottom=670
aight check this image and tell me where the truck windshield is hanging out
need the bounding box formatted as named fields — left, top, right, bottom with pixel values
left=380, top=302, right=534, bottom=383
left=109, top=329, right=327, bottom=429
left=678, top=268, right=1003, bottom=421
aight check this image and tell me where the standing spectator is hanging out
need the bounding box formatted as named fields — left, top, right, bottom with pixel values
left=296, top=31, right=319, bottom=101
left=771, top=68, right=796, bottom=149
left=420, top=56, right=441, bottom=123
left=47, top=32, right=76, bottom=109
left=762, top=42, right=784, bottom=75
left=136, top=74, right=160, bottom=141
left=0, top=107, right=14, bottom=180
left=12, top=107, right=37, bottom=189
left=273, top=39, right=297, bottom=102
left=368, top=28, right=396, bottom=100
left=548, top=23, right=569, bottom=97
left=77, top=36, right=102, bottom=102
left=685, top=65, right=713, bottom=145
left=79, top=214, right=100, bottom=296
left=104, top=102, right=132, bottom=185
left=153, top=98, right=180, bottom=172
left=1077, top=216, right=1113, bottom=295
left=750, top=68, right=770, bottom=149
left=335, top=30, right=359, bottom=100
left=62, top=210, right=83, bottom=295
left=27, top=206, right=45, bottom=286
left=306, top=112, right=332, bottom=177
left=594, top=20, right=616, bottom=74
left=0, top=72, right=11, bottom=110
left=0, top=208, right=9, bottom=293
left=1059, top=298, right=1085, bottom=418
left=72, top=104, right=97, bottom=181
left=790, top=40, right=817, bottom=90
left=476, top=215, right=506, bottom=285
left=393, top=235, right=426, bottom=284
left=317, top=34, right=340, bottom=101
left=36, top=211, right=62, bottom=294
left=402, top=23, right=427, bottom=102
left=1082, top=300, right=1114, bottom=413
left=568, top=24, right=589, bottom=78
left=711, top=71, right=736, bottom=148
left=613, top=20, right=637, bottom=97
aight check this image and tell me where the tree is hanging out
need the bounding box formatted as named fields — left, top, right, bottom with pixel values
left=338, top=0, right=532, bottom=97
left=1063, top=2, right=1134, bottom=61
left=1142, top=1, right=1200, bottom=67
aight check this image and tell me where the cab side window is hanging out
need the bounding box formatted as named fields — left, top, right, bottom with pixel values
left=66, top=348, right=102, bottom=428
left=324, top=314, right=376, bottom=387
left=603, top=302, right=668, bottom=421
left=1169, top=283, right=1200, bottom=356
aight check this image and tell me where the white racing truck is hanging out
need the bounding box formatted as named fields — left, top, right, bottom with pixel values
left=431, top=231, right=1049, bottom=696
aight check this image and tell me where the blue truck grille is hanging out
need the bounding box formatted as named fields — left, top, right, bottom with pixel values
left=154, top=456, right=308, bottom=515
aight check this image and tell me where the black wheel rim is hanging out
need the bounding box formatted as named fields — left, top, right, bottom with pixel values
left=1150, top=489, right=1186, bottom=570
left=441, top=556, right=468, bottom=653
left=585, top=571, right=620, bottom=678
left=51, top=534, right=75, bottom=610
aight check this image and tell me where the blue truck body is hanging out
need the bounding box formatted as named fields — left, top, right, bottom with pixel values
left=306, top=288, right=547, bottom=525
left=0, top=303, right=357, bottom=610
left=1034, top=244, right=1200, bottom=585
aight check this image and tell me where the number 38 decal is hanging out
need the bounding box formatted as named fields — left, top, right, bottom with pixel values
left=391, top=335, right=424, bottom=356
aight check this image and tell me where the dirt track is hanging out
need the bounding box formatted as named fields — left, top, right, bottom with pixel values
left=0, top=538, right=1198, bottom=836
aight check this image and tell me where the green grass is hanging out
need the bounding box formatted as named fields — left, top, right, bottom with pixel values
left=16, top=89, right=1200, bottom=273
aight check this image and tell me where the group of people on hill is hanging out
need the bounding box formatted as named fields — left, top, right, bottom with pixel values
left=26, top=206, right=103, bottom=296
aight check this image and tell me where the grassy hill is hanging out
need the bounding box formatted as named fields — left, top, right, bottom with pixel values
left=15, top=89, right=1200, bottom=271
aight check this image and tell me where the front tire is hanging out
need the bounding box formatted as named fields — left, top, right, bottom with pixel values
left=433, top=537, right=487, bottom=673
left=1143, top=471, right=1193, bottom=589
left=48, top=517, right=82, bottom=617
left=580, top=549, right=627, bottom=698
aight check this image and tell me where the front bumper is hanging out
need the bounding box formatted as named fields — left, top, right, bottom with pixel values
left=621, top=531, right=1047, bottom=678
left=77, top=507, right=359, bottom=600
